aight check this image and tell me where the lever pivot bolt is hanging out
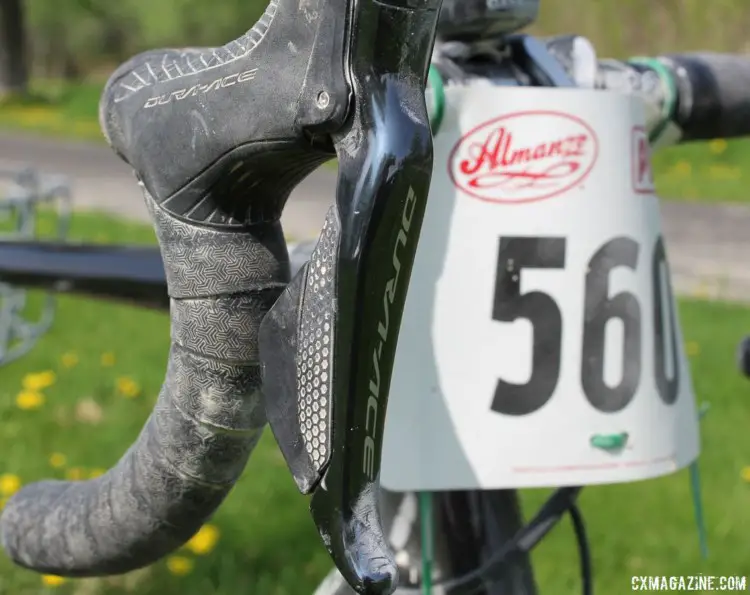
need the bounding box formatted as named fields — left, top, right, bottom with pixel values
left=316, top=91, right=330, bottom=109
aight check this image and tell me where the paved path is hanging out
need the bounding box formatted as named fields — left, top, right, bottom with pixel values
left=0, top=132, right=333, bottom=239
left=1, top=132, right=748, bottom=303
left=661, top=201, right=750, bottom=303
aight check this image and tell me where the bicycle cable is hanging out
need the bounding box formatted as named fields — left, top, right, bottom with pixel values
left=426, top=486, right=590, bottom=594
left=569, top=502, right=592, bottom=595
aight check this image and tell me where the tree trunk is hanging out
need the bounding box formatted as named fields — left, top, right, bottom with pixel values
left=0, top=0, right=29, bottom=96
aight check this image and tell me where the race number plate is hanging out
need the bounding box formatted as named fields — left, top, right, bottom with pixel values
left=380, top=84, right=700, bottom=490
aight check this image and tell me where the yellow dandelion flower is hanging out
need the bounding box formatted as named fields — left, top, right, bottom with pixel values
left=709, top=164, right=726, bottom=179
left=88, top=468, right=106, bottom=479
left=741, top=466, right=750, bottom=483
left=116, top=376, right=141, bottom=399
left=685, top=341, right=700, bottom=357
left=166, top=555, right=194, bottom=576
left=41, top=575, right=66, bottom=587
left=16, top=390, right=45, bottom=410
left=672, top=160, right=692, bottom=176
left=65, top=467, right=84, bottom=481
left=0, top=474, right=21, bottom=496
left=708, top=138, right=727, bottom=154
left=61, top=352, right=79, bottom=368
left=36, top=219, right=55, bottom=236
left=186, top=524, right=220, bottom=556
left=49, top=453, right=67, bottom=469
left=22, top=371, right=56, bottom=391
left=692, top=287, right=712, bottom=300
left=101, top=352, right=116, bottom=367
left=707, top=163, right=742, bottom=181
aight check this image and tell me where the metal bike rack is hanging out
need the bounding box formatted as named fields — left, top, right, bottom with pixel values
left=0, top=162, right=71, bottom=365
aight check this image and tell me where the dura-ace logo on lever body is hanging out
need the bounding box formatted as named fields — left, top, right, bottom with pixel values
left=142, top=69, right=258, bottom=109
left=363, top=186, right=418, bottom=480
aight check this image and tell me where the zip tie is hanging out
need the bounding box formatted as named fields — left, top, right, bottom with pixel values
left=699, top=401, right=710, bottom=419
left=689, top=462, right=709, bottom=559
left=591, top=403, right=709, bottom=558
left=691, top=400, right=710, bottom=559
left=418, top=491, right=434, bottom=595
left=627, top=56, right=678, bottom=145
left=427, top=64, right=445, bottom=136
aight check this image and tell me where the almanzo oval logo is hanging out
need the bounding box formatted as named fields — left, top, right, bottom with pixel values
left=448, top=110, right=599, bottom=204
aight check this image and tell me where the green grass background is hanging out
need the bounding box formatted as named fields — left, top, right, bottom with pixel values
left=0, top=213, right=746, bottom=594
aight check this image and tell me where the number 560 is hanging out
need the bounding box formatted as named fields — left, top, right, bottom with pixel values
left=491, top=235, right=680, bottom=416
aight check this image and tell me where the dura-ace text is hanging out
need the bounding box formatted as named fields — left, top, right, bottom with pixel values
left=362, top=186, right=418, bottom=480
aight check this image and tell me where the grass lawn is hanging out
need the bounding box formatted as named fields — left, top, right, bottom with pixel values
left=2, top=81, right=750, bottom=204
left=0, top=82, right=104, bottom=143
left=0, top=211, right=747, bottom=594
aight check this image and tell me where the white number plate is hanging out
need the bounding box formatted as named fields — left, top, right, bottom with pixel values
left=381, top=85, right=700, bottom=491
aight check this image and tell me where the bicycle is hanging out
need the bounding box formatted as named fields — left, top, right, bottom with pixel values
left=0, top=164, right=70, bottom=364
left=2, top=0, right=750, bottom=594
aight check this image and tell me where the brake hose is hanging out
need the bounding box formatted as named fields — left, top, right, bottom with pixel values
left=569, top=503, right=592, bottom=595
left=425, top=487, right=585, bottom=594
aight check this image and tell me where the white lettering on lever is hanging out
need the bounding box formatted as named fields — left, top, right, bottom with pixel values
left=363, top=186, right=417, bottom=480
left=142, top=68, right=259, bottom=109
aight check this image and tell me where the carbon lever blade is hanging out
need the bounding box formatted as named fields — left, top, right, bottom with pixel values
left=259, top=0, right=441, bottom=590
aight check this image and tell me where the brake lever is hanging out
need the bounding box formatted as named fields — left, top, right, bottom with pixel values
left=259, top=0, right=441, bottom=591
